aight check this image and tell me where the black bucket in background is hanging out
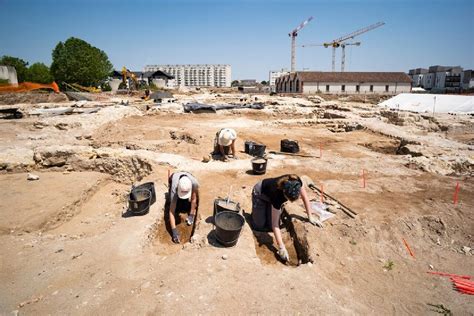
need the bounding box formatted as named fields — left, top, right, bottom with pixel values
left=251, top=157, right=268, bottom=175
left=244, top=141, right=255, bottom=154
left=214, top=198, right=241, bottom=216
left=281, top=139, right=300, bottom=153
left=214, top=211, right=245, bottom=247
left=132, top=182, right=156, bottom=205
left=249, top=143, right=266, bottom=157
left=128, top=189, right=151, bottom=215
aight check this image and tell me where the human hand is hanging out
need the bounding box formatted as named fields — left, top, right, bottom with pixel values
left=278, top=247, right=289, bottom=262
left=309, top=215, right=323, bottom=228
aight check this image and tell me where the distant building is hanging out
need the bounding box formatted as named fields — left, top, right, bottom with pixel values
left=462, top=70, right=474, bottom=90
left=109, top=70, right=174, bottom=91
left=408, top=68, right=428, bottom=87
left=269, top=68, right=290, bottom=92
left=144, top=64, right=231, bottom=87
left=408, top=65, right=463, bottom=92
left=275, top=72, right=411, bottom=95
left=239, top=79, right=257, bottom=87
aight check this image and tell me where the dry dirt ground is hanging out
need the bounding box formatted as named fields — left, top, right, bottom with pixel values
left=0, top=91, right=473, bottom=315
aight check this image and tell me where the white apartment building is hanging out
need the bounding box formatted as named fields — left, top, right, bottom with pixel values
left=409, top=65, right=463, bottom=92
left=269, top=68, right=290, bottom=92
left=144, top=64, right=231, bottom=87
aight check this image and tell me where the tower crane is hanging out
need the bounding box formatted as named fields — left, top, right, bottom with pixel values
left=288, top=16, right=313, bottom=72
left=301, top=42, right=361, bottom=72
left=303, top=22, right=385, bottom=72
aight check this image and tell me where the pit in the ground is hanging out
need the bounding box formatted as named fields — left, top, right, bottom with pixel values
left=251, top=211, right=311, bottom=267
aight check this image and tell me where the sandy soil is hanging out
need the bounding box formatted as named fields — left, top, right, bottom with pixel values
left=0, top=91, right=473, bottom=315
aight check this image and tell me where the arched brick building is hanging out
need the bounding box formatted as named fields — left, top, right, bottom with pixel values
left=275, top=72, right=412, bottom=94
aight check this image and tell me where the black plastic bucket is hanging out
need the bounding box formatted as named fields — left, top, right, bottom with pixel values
left=132, top=182, right=156, bottom=205
left=249, top=143, right=266, bottom=156
left=244, top=141, right=255, bottom=154
left=128, top=189, right=151, bottom=215
left=251, top=157, right=268, bottom=175
left=214, top=198, right=241, bottom=216
left=281, top=139, right=299, bottom=153
left=214, top=211, right=245, bottom=247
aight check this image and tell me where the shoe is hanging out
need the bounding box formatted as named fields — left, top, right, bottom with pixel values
left=186, top=214, right=195, bottom=226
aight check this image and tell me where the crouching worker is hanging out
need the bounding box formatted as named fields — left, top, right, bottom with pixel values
left=214, top=128, right=237, bottom=161
left=251, top=174, right=321, bottom=262
left=168, top=171, right=199, bottom=244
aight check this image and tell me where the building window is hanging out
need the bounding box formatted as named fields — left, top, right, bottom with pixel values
left=356, top=85, right=360, bottom=92
left=370, top=85, right=373, bottom=92
left=326, top=85, right=329, bottom=92
left=341, top=85, right=345, bottom=92
left=385, top=85, right=389, bottom=92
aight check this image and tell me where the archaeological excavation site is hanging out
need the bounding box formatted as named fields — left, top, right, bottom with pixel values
left=0, top=88, right=472, bottom=314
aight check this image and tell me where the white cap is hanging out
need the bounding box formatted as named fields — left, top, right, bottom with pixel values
left=218, top=129, right=236, bottom=146
left=177, top=176, right=192, bottom=200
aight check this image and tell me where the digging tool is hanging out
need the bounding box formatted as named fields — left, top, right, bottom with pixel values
left=301, top=175, right=357, bottom=218
left=309, top=183, right=357, bottom=218
left=268, top=151, right=318, bottom=158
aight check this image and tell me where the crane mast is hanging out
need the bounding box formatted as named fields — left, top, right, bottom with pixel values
left=288, top=16, right=313, bottom=72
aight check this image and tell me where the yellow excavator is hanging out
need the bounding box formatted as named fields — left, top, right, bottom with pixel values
left=121, top=67, right=139, bottom=90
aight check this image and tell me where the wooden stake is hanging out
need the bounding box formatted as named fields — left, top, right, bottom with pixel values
left=402, top=238, right=415, bottom=258
left=453, top=182, right=460, bottom=205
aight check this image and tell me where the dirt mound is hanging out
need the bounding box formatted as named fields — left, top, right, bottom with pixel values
left=0, top=92, right=68, bottom=105
left=33, top=147, right=153, bottom=183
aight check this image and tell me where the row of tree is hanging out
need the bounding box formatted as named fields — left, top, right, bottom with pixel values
left=0, top=37, right=113, bottom=87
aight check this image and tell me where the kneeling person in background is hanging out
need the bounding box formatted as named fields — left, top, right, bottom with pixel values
left=168, top=171, right=199, bottom=243
left=214, top=128, right=237, bottom=161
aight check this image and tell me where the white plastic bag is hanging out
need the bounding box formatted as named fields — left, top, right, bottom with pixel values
left=310, top=202, right=335, bottom=222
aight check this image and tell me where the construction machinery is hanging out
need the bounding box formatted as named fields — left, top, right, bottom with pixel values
left=302, top=42, right=361, bottom=72
left=302, top=21, right=385, bottom=72
left=288, top=16, right=314, bottom=72
left=62, top=82, right=101, bottom=93
left=121, top=66, right=139, bottom=90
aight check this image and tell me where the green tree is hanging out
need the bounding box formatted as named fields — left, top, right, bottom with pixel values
left=26, top=62, right=53, bottom=83
left=0, top=55, right=29, bottom=82
left=51, top=37, right=113, bottom=87
left=260, top=80, right=268, bottom=85
left=231, top=80, right=239, bottom=87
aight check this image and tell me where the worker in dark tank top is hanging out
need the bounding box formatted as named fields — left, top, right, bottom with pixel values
left=251, top=174, right=321, bottom=262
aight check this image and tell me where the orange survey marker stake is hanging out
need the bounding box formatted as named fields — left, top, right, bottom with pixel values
left=453, top=182, right=460, bottom=205
left=402, top=238, right=415, bottom=258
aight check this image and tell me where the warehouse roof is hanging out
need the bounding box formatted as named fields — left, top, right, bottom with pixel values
left=279, top=72, right=412, bottom=83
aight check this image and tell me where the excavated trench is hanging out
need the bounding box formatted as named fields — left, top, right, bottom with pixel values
left=252, top=210, right=312, bottom=267
left=151, top=194, right=199, bottom=255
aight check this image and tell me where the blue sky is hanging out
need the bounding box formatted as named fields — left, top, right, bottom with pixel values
left=0, top=0, right=473, bottom=80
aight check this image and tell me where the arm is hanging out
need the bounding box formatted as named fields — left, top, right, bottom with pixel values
left=190, top=190, right=198, bottom=216
left=301, top=186, right=323, bottom=227
left=271, top=206, right=284, bottom=249
left=230, top=140, right=236, bottom=156
left=300, top=186, right=312, bottom=218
